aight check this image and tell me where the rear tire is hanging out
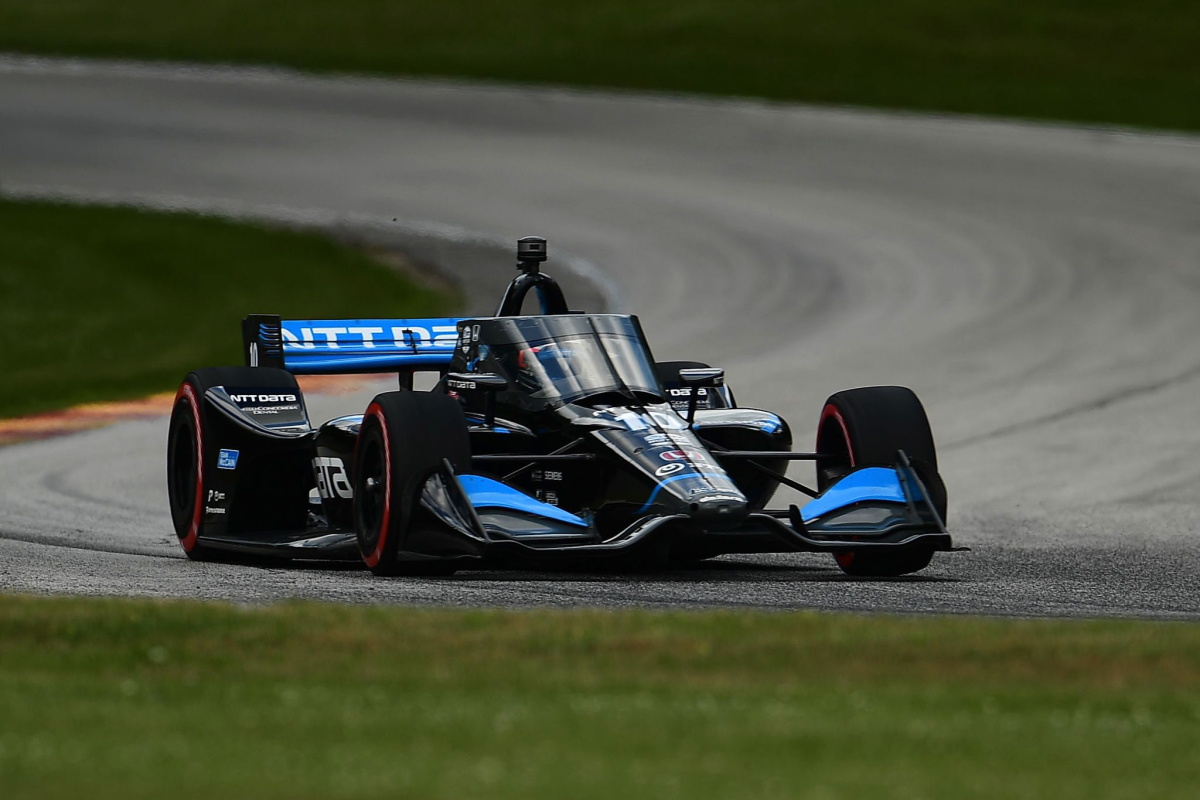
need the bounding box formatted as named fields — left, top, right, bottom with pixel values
left=166, top=366, right=302, bottom=561
left=353, top=392, right=470, bottom=577
left=167, top=380, right=214, bottom=561
left=815, top=386, right=945, bottom=577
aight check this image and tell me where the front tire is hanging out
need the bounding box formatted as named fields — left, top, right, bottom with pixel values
left=832, top=546, right=934, bottom=577
left=815, top=386, right=945, bottom=577
left=353, top=391, right=470, bottom=577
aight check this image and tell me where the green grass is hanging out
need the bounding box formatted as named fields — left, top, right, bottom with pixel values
left=0, top=200, right=454, bottom=418
left=2, top=594, right=1200, bottom=799
left=2, top=1, right=1200, bottom=131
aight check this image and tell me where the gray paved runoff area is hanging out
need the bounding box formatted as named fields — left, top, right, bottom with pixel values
left=2, top=57, right=1199, bottom=615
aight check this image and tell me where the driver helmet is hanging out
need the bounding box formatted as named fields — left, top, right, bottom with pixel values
left=518, top=343, right=575, bottom=383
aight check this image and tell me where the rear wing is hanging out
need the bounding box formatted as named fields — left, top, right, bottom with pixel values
left=242, top=314, right=466, bottom=375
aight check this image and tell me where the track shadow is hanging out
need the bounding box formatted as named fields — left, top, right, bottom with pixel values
left=444, top=566, right=958, bottom=585
left=249, top=553, right=958, bottom=584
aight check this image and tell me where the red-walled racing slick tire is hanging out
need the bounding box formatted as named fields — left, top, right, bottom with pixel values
left=815, top=386, right=946, bottom=577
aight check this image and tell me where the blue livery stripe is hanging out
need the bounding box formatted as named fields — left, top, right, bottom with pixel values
left=800, top=467, right=908, bottom=522
left=637, top=471, right=732, bottom=514
left=457, top=475, right=588, bottom=527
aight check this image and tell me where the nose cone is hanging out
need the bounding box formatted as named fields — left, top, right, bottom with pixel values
left=686, top=495, right=749, bottom=530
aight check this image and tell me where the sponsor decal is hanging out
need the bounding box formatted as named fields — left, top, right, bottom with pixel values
left=240, top=404, right=300, bottom=415
left=643, top=432, right=698, bottom=449
left=668, top=388, right=708, bottom=397
left=698, top=494, right=744, bottom=504
left=205, top=489, right=228, bottom=516
left=687, top=485, right=738, bottom=497
left=217, top=449, right=239, bottom=470
left=229, top=394, right=298, bottom=404
left=313, top=457, right=353, bottom=500
left=661, top=449, right=713, bottom=464
left=533, top=470, right=564, bottom=482
left=447, top=378, right=477, bottom=391
left=536, top=490, right=560, bottom=506
left=655, top=463, right=687, bottom=478
left=282, top=324, right=458, bottom=351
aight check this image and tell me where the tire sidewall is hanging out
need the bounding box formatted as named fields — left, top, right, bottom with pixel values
left=167, top=380, right=205, bottom=555
left=354, top=403, right=395, bottom=570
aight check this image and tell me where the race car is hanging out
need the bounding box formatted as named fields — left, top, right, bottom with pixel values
left=167, top=237, right=958, bottom=577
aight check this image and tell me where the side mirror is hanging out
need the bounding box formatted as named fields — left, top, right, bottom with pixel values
left=678, top=368, right=725, bottom=387
left=676, top=368, right=725, bottom=423
left=446, top=372, right=507, bottom=427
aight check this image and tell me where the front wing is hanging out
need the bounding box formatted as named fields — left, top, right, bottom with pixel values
left=414, top=456, right=957, bottom=562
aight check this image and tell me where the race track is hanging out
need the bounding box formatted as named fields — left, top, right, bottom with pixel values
left=2, top=57, right=1200, bottom=615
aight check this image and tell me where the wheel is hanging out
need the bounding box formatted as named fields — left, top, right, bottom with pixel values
left=832, top=547, right=934, bottom=577
left=353, top=391, right=470, bottom=576
left=167, top=366, right=302, bottom=561
left=167, top=380, right=214, bottom=561
left=814, top=386, right=945, bottom=577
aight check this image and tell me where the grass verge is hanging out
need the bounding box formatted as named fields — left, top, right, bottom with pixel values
left=0, top=199, right=455, bottom=418
left=1, top=1, right=1200, bottom=131
left=1, top=594, right=1199, bottom=799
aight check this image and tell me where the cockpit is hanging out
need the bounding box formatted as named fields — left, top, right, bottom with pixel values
left=460, top=315, right=664, bottom=406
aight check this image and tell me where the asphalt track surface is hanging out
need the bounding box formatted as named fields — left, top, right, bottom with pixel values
left=2, top=57, right=1200, bottom=616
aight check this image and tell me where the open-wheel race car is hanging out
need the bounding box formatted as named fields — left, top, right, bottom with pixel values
left=167, top=237, right=960, bottom=577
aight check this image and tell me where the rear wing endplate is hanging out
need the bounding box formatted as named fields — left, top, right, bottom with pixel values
left=242, top=314, right=466, bottom=375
